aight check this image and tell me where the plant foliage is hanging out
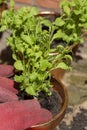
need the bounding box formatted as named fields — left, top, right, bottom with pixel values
left=0, top=1, right=72, bottom=97
left=0, top=0, right=8, bottom=5
left=53, top=0, right=87, bottom=44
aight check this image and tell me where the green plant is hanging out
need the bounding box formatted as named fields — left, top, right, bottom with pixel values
left=0, top=0, right=8, bottom=19
left=0, top=1, right=72, bottom=97
left=0, top=0, right=8, bottom=5
left=52, top=0, right=87, bottom=45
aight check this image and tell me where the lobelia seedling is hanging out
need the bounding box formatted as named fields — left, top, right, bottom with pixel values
left=52, top=0, right=87, bottom=47
left=0, top=0, right=72, bottom=97
left=0, top=0, right=8, bottom=5
left=0, top=0, right=8, bottom=18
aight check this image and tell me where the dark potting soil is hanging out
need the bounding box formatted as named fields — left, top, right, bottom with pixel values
left=51, top=39, right=66, bottom=49
left=38, top=89, right=61, bottom=116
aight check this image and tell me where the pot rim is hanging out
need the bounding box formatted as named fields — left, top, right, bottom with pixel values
left=38, top=10, right=60, bottom=17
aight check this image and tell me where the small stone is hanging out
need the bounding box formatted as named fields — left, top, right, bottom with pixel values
left=84, top=126, right=87, bottom=130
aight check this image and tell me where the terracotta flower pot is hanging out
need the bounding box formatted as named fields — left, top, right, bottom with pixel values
left=27, top=77, right=68, bottom=130
left=38, top=11, right=60, bottom=21
left=50, top=68, right=66, bottom=81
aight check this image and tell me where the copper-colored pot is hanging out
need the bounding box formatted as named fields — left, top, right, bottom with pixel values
left=38, top=11, right=60, bottom=16
left=38, top=11, right=60, bottom=21
left=50, top=68, right=66, bottom=81
left=26, top=77, right=68, bottom=130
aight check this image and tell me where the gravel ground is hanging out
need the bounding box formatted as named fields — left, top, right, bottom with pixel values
left=59, top=107, right=87, bottom=130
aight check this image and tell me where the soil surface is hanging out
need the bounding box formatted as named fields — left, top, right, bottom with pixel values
left=38, top=90, right=61, bottom=116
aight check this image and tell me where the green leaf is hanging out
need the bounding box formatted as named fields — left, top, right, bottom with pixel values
left=82, top=23, right=87, bottom=28
left=25, top=86, right=36, bottom=96
left=21, top=34, right=33, bottom=45
left=53, top=54, right=62, bottom=62
left=14, top=60, right=24, bottom=71
left=56, top=62, right=69, bottom=70
left=56, top=45, right=65, bottom=50
left=30, top=7, right=39, bottom=16
left=67, top=23, right=75, bottom=29
left=64, top=54, right=72, bottom=61
left=15, top=44, right=24, bottom=53
left=0, top=26, right=7, bottom=32
left=60, top=0, right=70, bottom=16
left=35, top=51, right=42, bottom=59
left=41, top=19, right=52, bottom=28
left=73, top=9, right=81, bottom=15
left=63, top=5, right=70, bottom=16
left=12, top=54, right=17, bottom=60
left=14, top=18, right=22, bottom=27
left=52, top=30, right=64, bottom=41
left=72, top=0, right=80, bottom=6
left=14, top=75, right=23, bottom=82
left=40, top=60, right=51, bottom=71
left=1, top=10, right=8, bottom=18
left=29, top=72, right=37, bottom=82
left=10, top=0, right=15, bottom=9
left=54, top=17, right=65, bottom=26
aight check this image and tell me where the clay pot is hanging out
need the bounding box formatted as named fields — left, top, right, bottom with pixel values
left=50, top=68, right=65, bottom=81
left=27, top=77, right=68, bottom=130
left=38, top=11, right=60, bottom=21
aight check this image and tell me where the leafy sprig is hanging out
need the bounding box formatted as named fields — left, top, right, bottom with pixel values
left=0, top=4, right=72, bottom=96
left=53, top=0, right=87, bottom=44
left=0, top=0, right=8, bottom=5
